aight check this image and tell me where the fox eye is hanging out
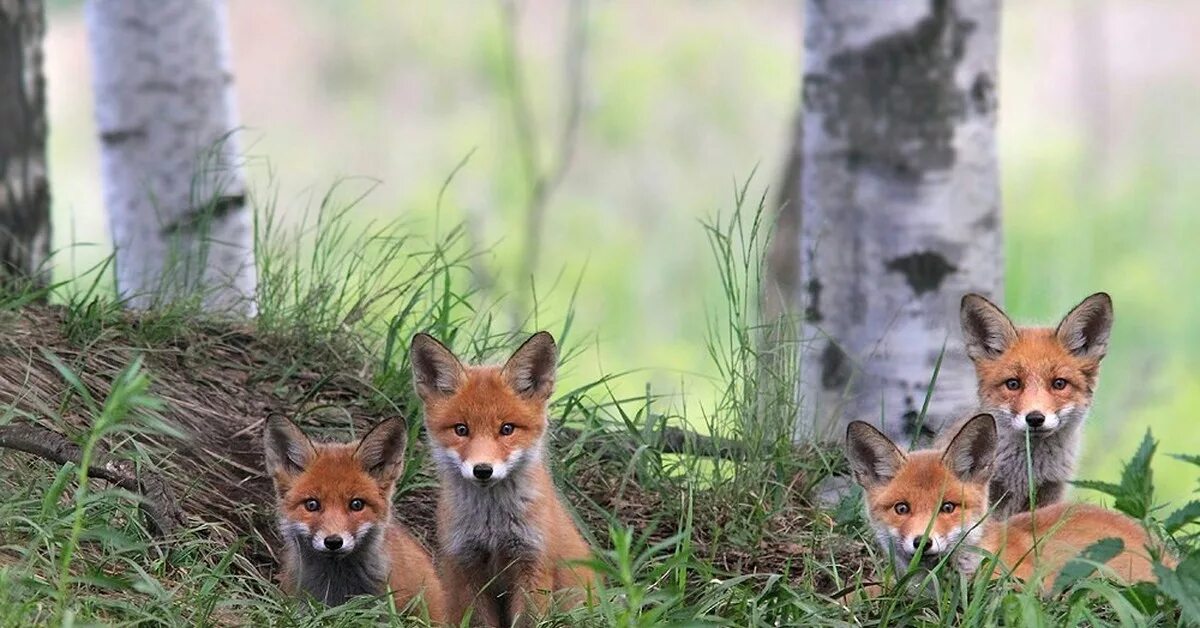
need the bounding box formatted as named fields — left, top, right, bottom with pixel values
left=1004, top=378, right=1021, bottom=391
left=1051, top=378, right=1068, bottom=390
left=453, top=424, right=469, bottom=437
left=894, top=502, right=910, bottom=515
left=940, top=501, right=957, bottom=514
left=304, top=499, right=320, bottom=512
left=499, top=423, right=515, bottom=436
left=348, top=498, right=365, bottom=512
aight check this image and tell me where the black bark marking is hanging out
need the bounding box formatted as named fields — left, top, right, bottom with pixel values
left=970, top=72, right=996, bottom=115
left=805, top=278, right=823, bottom=322
left=886, top=250, right=957, bottom=295
left=160, top=194, right=247, bottom=236
left=901, top=395, right=936, bottom=441
left=820, top=341, right=852, bottom=390
left=100, top=128, right=148, bottom=145
left=802, top=0, right=976, bottom=181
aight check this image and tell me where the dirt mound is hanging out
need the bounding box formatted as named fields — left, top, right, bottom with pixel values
left=0, top=304, right=864, bottom=588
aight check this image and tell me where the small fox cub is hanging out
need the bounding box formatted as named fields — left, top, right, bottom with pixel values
left=951, top=292, right=1114, bottom=518
left=411, top=331, right=596, bottom=627
left=263, top=415, right=446, bottom=620
left=848, top=413, right=1168, bottom=590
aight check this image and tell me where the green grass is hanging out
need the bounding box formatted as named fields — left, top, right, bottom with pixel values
left=0, top=190, right=1198, bottom=627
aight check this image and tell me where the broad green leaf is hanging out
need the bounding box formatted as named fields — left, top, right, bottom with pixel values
left=1164, top=500, right=1200, bottom=534
left=1051, top=537, right=1125, bottom=595
left=1154, top=554, right=1200, bottom=623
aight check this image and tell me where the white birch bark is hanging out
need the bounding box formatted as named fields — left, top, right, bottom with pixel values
left=86, top=0, right=255, bottom=314
left=794, top=0, right=1002, bottom=442
left=0, top=0, right=50, bottom=288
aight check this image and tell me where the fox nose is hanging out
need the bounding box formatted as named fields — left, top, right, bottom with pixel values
left=473, top=464, right=494, bottom=480
left=1025, top=411, right=1046, bottom=428
left=324, top=535, right=344, bottom=551
left=911, top=536, right=936, bottom=554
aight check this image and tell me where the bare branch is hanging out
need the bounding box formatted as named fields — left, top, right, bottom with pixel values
left=554, top=424, right=747, bottom=461
left=0, top=423, right=185, bottom=537
left=497, top=0, right=590, bottom=307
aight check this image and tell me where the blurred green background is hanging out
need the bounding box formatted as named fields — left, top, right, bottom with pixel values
left=42, top=1, right=1199, bottom=503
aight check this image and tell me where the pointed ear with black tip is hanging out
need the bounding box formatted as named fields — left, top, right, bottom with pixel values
left=845, top=421, right=905, bottom=489
left=263, top=415, right=317, bottom=492
left=501, top=331, right=558, bottom=400
left=960, top=293, right=1019, bottom=360
left=410, top=333, right=466, bottom=401
left=354, top=418, right=408, bottom=486
left=941, top=413, right=997, bottom=483
left=1055, top=292, right=1113, bottom=361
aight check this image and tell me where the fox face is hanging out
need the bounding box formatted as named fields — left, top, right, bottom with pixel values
left=847, top=414, right=997, bottom=571
left=960, top=293, right=1112, bottom=435
left=410, top=332, right=556, bottom=486
left=264, top=416, right=408, bottom=557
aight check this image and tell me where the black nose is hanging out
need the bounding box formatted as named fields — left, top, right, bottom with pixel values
left=1025, top=411, right=1046, bottom=428
left=324, top=535, right=344, bottom=551
left=473, top=464, right=493, bottom=480
left=911, top=536, right=928, bottom=552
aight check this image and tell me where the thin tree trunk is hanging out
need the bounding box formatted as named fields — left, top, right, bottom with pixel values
left=0, top=0, right=50, bottom=289
left=86, top=0, right=255, bottom=314
left=793, top=0, right=1002, bottom=442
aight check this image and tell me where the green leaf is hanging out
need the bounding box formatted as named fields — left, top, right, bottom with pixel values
left=1154, top=553, right=1200, bottom=623
left=1164, top=500, right=1200, bottom=533
left=1075, top=431, right=1157, bottom=518
left=1115, top=430, right=1156, bottom=518
left=1050, top=537, right=1126, bottom=595
left=1171, top=453, right=1200, bottom=468
left=1070, top=479, right=1123, bottom=498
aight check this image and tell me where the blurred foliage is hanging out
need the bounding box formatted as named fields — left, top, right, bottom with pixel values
left=42, top=1, right=1200, bottom=503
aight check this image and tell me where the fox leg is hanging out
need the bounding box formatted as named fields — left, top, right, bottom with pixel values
left=506, top=561, right=554, bottom=628
left=440, top=557, right=501, bottom=627
left=552, top=560, right=597, bottom=609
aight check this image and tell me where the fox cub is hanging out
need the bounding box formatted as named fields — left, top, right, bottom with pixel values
left=411, top=331, right=596, bottom=627
left=263, top=416, right=445, bottom=621
left=950, top=292, right=1113, bottom=518
left=848, top=414, right=1167, bottom=590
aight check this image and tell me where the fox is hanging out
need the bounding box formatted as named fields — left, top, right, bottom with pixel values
left=847, top=413, right=1169, bottom=590
left=262, top=415, right=446, bottom=621
left=410, top=331, right=596, bottom=628
left=948, top=292, right=1114, bottom=518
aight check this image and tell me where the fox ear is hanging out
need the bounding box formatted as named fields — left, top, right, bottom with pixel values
left=501, top=331, right=557, bottom=400
left=941, top=413, right=997, bottom=482
left=845, top=421, right=905, bottom=489
left=263, top=415, right=317, bottom=489
left=1055, top=292, right=1113, bottom=361
left=960, top=293, right=1018, bottom=360
left=410, top=333, right=466, bottom=401
left=355, top=418, right=408, bottom=485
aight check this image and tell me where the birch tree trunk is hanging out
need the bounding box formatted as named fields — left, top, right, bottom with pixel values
left=86, top=0, right=255, bottom=314
left=792, top=0, right=1002, bottom=442
left=0, top=0, right=50, bottom=288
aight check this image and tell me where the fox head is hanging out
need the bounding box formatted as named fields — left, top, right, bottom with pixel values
left=263, top=416, right=408, bottom=557
left=846, top=414, right=997, bottom=572
left=960, top=293, right=1112, bottom=436
left=410, top=331, right=556, bottom=487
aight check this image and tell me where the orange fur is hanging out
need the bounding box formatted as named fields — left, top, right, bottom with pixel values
left=848, top=415, right=1171, bottom=593
left=265, top=418, right=445, bottom=621
left=412, top=332, right=595, bottom=627
left=972, top=328, right=1100, bottom=420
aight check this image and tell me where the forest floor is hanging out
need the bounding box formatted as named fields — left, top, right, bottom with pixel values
left=0, top=211, right=1196, bottom=626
